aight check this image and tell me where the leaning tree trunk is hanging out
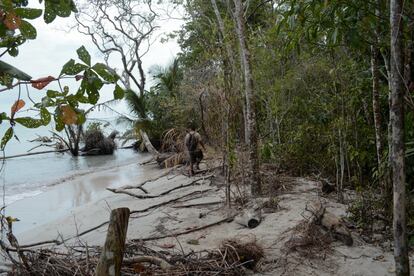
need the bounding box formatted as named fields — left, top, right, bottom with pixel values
left=233, top=0, right=261, bottom=196
left=390, top=0, right=409, bottom=274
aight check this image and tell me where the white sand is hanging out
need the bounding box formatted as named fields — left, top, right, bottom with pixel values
left=4, top=161, right=411, bottom=275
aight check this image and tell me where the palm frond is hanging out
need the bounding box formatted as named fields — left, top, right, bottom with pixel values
left=124, top=89, right=147, bottom=119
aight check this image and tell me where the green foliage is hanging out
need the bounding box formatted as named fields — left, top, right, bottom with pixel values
left=1, top=43, right=125, bottom=149
left=86, top=121, right=103, bottom=133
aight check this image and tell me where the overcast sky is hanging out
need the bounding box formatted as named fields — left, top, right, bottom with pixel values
left=0, top=3, right=183, bottom=121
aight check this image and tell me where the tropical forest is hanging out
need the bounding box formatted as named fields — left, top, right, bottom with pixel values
left=0, top=0, right=413, bottom=275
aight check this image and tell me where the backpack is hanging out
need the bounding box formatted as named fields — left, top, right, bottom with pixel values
left=186, top=132, right=198, bottom=152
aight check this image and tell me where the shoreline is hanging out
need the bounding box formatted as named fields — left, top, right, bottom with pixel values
left=2, top=148, right=142, bottom=206
left=4, top=153, right=153, bottom=236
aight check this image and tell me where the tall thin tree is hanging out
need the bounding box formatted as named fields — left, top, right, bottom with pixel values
left=233, top=0, right=261, bottom=196
left=390, top=0, right=409, bottom=274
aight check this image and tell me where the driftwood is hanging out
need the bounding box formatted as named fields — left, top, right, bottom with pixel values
left=134, top=215, right=236, bottom=242
left=140, top=130, right=159, bottom=156
left=0, top=149, right=68, bottom=160
left=107, top=175, right=213, bottom=199
left=123, top=256, right=171, bottom=270
left=310, top=202, right=353, bottom=246
left=172, top=200, right=223, bottom=208
left=121, top=167, right=175, bottom=190
left=70, top=189, right=213, bottom=241
left=96, top=208, right=130, bottom=276
left=130, top=189, right=213, bottom=215
left=139, top=130, right=186, bottom=168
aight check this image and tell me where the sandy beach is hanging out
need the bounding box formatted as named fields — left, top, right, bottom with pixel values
left=2, top=157, right=406, bottom=275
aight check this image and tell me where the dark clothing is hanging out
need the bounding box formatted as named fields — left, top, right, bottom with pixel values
left=189, top=149, right=203, bottom=164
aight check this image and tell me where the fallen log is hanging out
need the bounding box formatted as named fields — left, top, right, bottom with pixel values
left=310, top=202, right=353, bottom=246
left=139, top=130, right=187, bottom=168
left=234, top=208, right=262, bottom=229
left=96, top=208, right=130, bottom=276
left=140, top=130, right=159, bottom=156
left=234, top=201, right=262, bottom=229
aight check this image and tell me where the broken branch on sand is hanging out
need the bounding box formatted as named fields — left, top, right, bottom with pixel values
left=107, top=174, right=214, bottom=199
left=135, top=215, right=236, bottom=242
left=172, top=200, right=223, bottom=208
left=47, top=189, right=213, bottom=242
left=120, top=167, right=175, bottom=190
left=123, top=256, right=172, bottom=270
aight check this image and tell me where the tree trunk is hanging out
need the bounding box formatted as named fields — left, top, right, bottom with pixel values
left=96, top=208, right=130, bottom=276
left=371, top=44, right=383, bottom=169
left=233, top=0, right=261, bottom=196
left=211, top=0, right=233, bottom=207
left=390, top=0, right=409, bottom=274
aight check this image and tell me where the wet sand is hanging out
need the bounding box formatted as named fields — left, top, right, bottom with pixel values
left=6, top=155, right=154, bottom=236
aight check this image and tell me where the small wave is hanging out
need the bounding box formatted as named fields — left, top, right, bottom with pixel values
left=3, top=152, right=140, bottom=205
left=4, top=190, right=43, bottom=205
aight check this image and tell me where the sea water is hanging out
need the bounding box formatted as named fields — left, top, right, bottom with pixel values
left=0, top=123, right=139, bottom=205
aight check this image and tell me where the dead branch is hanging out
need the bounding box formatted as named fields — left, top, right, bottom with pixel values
left=135, top=215, right=236, bottom=242
left=19, top=239, right=63, bottom=249
left=172, top=200, right=223, bottom=208
left=66, top=189, right=214, bottom=241
left=130, top=189, right=213, bottom=215
left=123, top=256, right=172, bottom=270
left=107, top=174, right=214, bottom=199
left=121, top=167, right=175, bottom=190
left=0, top=149, right=68, bottom=160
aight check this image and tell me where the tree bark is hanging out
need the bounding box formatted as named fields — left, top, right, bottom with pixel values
left=211, top=0, right=233, bottom=207
left=371, top=43, right=383, bottom=169
left=95, top=208, right=130, bottom=276
left=233, top=0, right=262, bottom=196
left=390, top=0, right=409, bottom=274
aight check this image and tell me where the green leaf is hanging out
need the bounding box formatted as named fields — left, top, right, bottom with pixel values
left=40, top=107, right=51, bottom=125
left=0, top=112, right=8, bottom=124
left=1, top=127, right=13, bottom=149
left=44, top=0, right=57, bottom=23
left=77, top=111, right=86, bottom=125
left=15, top=117, right=43, bottom=128
left=92, top=63, right=118, bottom=82
left=54, top=113, right=64, bottom=131
left=43, top=0, right=77, bottom=23
left=114, top=84, right=125, bottom=100
left=19, top=20, right=37, bottom=40
left=47, top=90, right=62, bottom=98
left=7, top=47, right=18, bottom=57
left=60, top=59, right=88, bottom=76
left=0, top=60, right=31, bottom=81
left=85, top=70, right=103, bottom=104
left=77, top=46, right=91, bottom=66
left=14, top=8, right=42, bottom=19
left=55, top=0, right=73, bottom=17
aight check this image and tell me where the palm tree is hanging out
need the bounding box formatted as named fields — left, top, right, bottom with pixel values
left=119, top=58, right=183, bottom=144
left=150, top=58, right=183, bottom=97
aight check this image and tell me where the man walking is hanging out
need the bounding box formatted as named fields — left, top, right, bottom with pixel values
left=184, top=126, right=205, bottom=176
